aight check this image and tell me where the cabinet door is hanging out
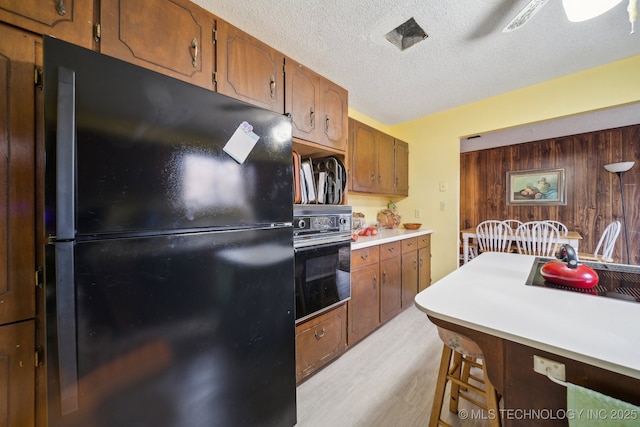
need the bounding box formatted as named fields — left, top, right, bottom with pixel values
left=216, top=19, right=284, bottom=113
left=379, top=256, right=402, bottom=323
left=295, top=304, right=346, bottom=383
left=401, top=251, right=418, bottom=308
left=0, top=23, right=37, bottom=325
left=418, top=234, right=431, bottom=292
left=100, top=0, right=215, bottom=90
left=349, top=119, right=377, bottom=192
left=0, top=320, right=35, bottom=427
left=418, top=247, right=431, bottom=292
left=285, top=58, right=321, bottom=142
left=0, top=0, right=94, bottom=48
left=376, top=132, right=395, bottom=194
left=348, top=263, right=380, bottom=345
left=395, top=139, right=409, bottom=196
left=320, top=79, right=348, bottom=151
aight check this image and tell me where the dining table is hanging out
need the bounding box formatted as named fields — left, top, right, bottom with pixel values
left=461, top=226, right=582, bottom=264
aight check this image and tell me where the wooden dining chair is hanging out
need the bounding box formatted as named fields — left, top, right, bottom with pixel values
left=515, top=221, right=560, bottom=257
left=578, top=221, right=621, bottom=262
left=544, top=220, right=568, bottom=234
left=475, top=220, right=513, bottom=253
left=502, top=219, right=523, bottom=230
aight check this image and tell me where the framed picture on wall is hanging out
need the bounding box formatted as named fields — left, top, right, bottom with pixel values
left=506, top=168, right=566, bottom=205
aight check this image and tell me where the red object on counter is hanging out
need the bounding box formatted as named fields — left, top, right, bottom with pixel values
left=540, top=244, right=599, bottom=289
left=357, top=227, right=378, bottom=237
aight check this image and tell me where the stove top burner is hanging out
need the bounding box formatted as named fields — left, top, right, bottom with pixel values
left=526, top=257, right=640, bottom=303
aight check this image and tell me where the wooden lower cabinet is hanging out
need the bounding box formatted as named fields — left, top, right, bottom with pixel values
left=379, top=241, right=402, bottom=323
left=348, top=245, right=380, bottom=345
left=295, top=303, right=347, bottom=383
left=401, top=237, right=419, bottom=308
left=418, top=234, right=431, bottom=292
left=0, top=320, right=35, bottom=427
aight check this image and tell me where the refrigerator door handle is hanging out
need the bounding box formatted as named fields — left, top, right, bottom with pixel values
left=56, top=66, right=76, bottom=241
left=56, top=241, right=79, bottom=414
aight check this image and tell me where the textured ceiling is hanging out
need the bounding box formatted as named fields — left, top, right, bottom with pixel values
left=193, top=0, right=640, bottom=126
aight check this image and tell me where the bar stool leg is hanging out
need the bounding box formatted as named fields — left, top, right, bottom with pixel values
left=429, top=344, right=453, bottom=427
left=448, top=351, right=463, bottom=413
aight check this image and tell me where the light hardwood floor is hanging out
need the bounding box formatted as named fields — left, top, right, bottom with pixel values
left=296, top=306, right=491, bottom=427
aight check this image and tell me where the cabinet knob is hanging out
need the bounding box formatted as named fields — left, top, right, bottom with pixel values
left=310, top=107, right=315, bottom=127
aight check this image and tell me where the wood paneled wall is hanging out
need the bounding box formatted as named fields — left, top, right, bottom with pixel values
left=460, top=124, right=640, bottom=264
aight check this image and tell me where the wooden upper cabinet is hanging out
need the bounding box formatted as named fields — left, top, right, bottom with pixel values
left=349, top=118, right=409, bottom=196
left=286, top=56, right=348, bottom=153
left=99, top=0, right=215, bottom=90
left=376, top=131, right=395, bottom=194
left=319, top=79, right=348, bottom=151
left=349, top=119, right=377, bottom=192
left=285, top=58, right=321, bottom=143
left=395, top=139, right=409, bottom=196
left=216, top=19, right=284, bottom=113
left=0, top=23, right=37, bottom=325
left=0, top=0, right=94, bottom=48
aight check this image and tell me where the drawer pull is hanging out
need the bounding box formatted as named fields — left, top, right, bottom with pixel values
left=407, top=242, right=414, bottom=247
left=387, top=247, right=395, bottom=253
left=270, top=76, right=276, bottom=99
left=191, top=38, right=198, bottom=68
left=314, top=328, right=326, bottom=339
left=360, top=253, right=368, bottom=261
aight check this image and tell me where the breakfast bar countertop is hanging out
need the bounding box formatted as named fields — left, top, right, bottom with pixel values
left=351, top=228, right=433, bottom=250
left=414, top=251, right=640, bottom=380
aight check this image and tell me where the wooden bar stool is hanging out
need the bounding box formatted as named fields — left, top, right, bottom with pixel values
left=429, top=328, right=501, bottom=427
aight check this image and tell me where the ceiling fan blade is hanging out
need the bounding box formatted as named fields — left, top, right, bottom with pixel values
left=502, top=0, right=550, bottom=32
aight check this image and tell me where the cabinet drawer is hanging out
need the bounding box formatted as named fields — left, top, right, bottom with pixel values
left=295, top=304, right=347, bottom=383
left=418, top=234, right=431, bottom=249
left=379, top=241, right=401, bottom=260
left=351, top=246, right=380, bottom=269
left=401, top=237, right=418, bottom=253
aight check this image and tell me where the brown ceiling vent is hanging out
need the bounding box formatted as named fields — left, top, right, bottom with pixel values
left=385, top=17, right=428, bottom=51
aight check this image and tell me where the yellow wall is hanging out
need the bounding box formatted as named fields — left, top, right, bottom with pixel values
left=349, top=54, right=640, bottom=283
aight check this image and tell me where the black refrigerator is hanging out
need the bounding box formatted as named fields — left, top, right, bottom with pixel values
left=43, top=37, right=296, bottom=427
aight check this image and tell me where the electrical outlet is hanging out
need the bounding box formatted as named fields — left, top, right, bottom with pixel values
left=533, top=355, right=565, bottom=381
left=440, top=201, right=447, bottom=211
left=414, top=209, right=421, bottom=218
left=439, top=181, right=448, bottom=192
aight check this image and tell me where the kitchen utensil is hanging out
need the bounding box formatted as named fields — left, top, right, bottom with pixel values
left=540, top=244, right=599, bottom=288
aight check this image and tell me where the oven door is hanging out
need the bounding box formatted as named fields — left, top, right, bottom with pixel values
left=294, top=239, right=351, bottom=322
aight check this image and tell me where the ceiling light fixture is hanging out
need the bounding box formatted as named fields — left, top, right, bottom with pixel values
left=562, top=0, right=623, bottom=22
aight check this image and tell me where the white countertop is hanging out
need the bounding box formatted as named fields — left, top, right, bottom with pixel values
left=414, top=251, right=640, bottom=379
left=351, top=228, right=433, bottom=250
